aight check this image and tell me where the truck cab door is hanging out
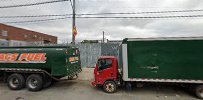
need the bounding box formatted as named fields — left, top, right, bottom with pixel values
left=97, top=59, right=114, bottom=84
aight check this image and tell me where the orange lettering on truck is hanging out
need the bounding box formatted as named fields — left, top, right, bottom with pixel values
left=0, top=53, right=19, bottom=61
left=0, top=53, right=47, bottom=63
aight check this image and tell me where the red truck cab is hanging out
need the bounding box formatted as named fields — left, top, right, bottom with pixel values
left=92, top=56, right=120, bottom=93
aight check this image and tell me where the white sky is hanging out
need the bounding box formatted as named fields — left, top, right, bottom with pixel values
left=0, top=0, right=203, bottom=43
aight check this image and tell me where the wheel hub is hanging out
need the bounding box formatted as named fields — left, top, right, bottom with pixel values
left=29, top=79, right=38, bottom=89
left=106, top=83, right=114, bottom=92
left=10, top=78, right=20, bottom=88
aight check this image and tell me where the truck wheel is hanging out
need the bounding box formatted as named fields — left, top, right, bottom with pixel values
left=7, top=73, right=25, bottom=90
left=194, top=85, right=203, bottom=99
left=26, top=74, right=43, bottom=91
left=103, top=81, right=117, bottom=93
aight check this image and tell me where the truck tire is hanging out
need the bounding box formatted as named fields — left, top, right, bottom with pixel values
left=7, top=73, right=25, bottom=90
left=103, top=81, right=117, bottom=93
left=26, top=74, right=43, bottom=91
left=194, top=85, right=203, bottom=99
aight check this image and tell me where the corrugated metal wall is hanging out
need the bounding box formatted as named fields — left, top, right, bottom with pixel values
left=76, top=43, right=101, bottom=67
left=0, top=39, right=52, bottom=47
left=76, top=43, right=120, bottom=67
left=101, top=43, right=120, bottom=57
left=0, top=39, right=9, bottom=46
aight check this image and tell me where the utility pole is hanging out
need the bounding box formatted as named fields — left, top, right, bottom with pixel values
left=103, top=31, right=105, bottom=43
left=72, top=0, right=76, bottom=45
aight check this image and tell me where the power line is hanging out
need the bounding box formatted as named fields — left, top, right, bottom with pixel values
left=0, top=9, right=203, bottom=18
left=2, top=15, right=203, bottom=24
left=1, top=17, right=71, bottom=24
left=0, top=0, right=69, bottom=9
left=77, top=9, right=203, bottom=15
left=0, top=14, right=72, bottom=18
left=76, top=15, right=203, bottom=18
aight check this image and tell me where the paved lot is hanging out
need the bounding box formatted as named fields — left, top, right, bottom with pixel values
left=0, top=68, right=200, bottom=100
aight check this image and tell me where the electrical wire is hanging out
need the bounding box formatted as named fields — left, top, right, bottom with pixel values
left=0, top=0, right=69, bottom=8
left=1, top=16, right=71, bottom=23
left=1, top=9, right=203, bottom=18
left=76, top=9, right=203, bottom=15
left=2, top=15, right=203, bottom=24
left=75, top=15, right=203, bottom=19
left=0, top=14, right=72, bottom=18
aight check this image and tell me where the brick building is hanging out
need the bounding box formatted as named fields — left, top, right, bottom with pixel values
left=0, top=24, right=57, bottom=46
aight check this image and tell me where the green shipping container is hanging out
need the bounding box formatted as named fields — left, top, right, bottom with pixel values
left=120, top=37, right=203, bottom=83
left=0, top=46, right=82, bottom=78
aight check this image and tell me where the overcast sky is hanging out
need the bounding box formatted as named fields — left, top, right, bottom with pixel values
left=0, top=0, right=203, bottom=43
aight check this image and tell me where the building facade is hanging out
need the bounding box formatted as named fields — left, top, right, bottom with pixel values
left=0, top=24, right=57, bottom=46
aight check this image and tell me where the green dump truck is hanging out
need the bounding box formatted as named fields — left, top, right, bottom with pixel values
left=0, top=46, right=81, bottom=91
left=92, top=37, right=203, bottom=99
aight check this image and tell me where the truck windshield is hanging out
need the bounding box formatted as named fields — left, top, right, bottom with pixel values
left=98, top=59, right=112, bottom=71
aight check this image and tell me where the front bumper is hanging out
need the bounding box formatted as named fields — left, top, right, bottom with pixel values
left=91, top=81, right=97, bottom=87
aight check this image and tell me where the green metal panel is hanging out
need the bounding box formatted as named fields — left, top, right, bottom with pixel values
left=118, top=44, right=123, bottom=69
left=65, top=48, right=81, bottom=76
left=0, top=46, right=81, bottom=77
left=126, top=39, right=203, bottom=80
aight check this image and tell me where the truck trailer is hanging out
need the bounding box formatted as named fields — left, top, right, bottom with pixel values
left=92, top=37, right=203, bottom=99
left=0, top=46, right=81, bottom=91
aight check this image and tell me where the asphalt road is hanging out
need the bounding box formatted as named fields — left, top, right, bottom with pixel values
left=0, top=68, right=201, bottom=100
left=0, top=80, right=200, bottom=100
